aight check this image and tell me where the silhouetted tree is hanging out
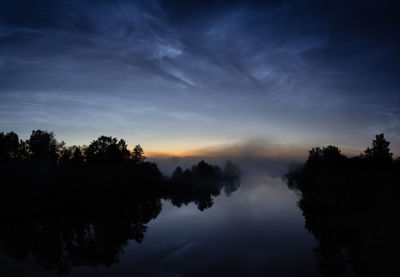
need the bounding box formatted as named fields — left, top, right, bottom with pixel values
left=59, top=146, right=73, bottom=164
left=85, top=136, right=130, bottom=163
left=18, top=140, right=29, bottom=160
left=192, top=160, right=221, bottom=179
left=306, top=145, right=345, bottom=167
left=26, top=130, right=62, bottom=162
left=287, top=134, right=400, bottom=277
left=364, top=133, right=392, bottom=162
left=132, top=144, right=145, bottom=164
left=0, top=129, right=241, bottom=273
left=0, top=131, right=20, bottom=160
left=167, top=160, right=240, bottom=210
left=71, top=146, right=84, bottom=165
left=172, top=166, right=183, bottom=179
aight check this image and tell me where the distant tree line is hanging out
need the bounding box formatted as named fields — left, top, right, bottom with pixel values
left=287, top=134, right=400, bottom=277
left=0, top=130, right=145, bottom=165
left=0, top=130, right=240, bottom=203
left=0, top=130, right=240, bottom=273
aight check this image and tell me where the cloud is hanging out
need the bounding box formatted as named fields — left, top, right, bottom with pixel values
left=0, top=0, right=399, bottom=155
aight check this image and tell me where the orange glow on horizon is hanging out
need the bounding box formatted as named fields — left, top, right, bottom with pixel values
left=144, top=142, right=380, bottom=160
left=145, top=143, right=310, bottom=160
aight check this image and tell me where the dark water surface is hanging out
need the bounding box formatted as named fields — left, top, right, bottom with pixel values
left=0, top=170, right=355, bottom=277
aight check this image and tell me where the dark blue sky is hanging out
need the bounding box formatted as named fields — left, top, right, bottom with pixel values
left=1, top=0, right=399, bottom=156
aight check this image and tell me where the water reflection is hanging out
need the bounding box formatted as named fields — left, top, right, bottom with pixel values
left=110, top=173, right=321, bottom=277
left=0, top=168, right=325, bottom=277
left=0, top=198, right=162, bottom=273
left=0, top=163, right=240, bottom=275
left=287, top=137, right=400, bottom=277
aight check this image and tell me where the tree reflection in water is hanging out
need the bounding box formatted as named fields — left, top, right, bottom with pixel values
left=0, top=130, right=240, bottom=273
left=0, top=167, right=240, bottom=273
left=287, top=134, right=400, bottom=277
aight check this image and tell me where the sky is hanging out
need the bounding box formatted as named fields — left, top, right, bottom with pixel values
left=0, top=0, right=399, bottom=157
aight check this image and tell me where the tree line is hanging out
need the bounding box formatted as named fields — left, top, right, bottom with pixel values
left=0, top=130, right=145, bottom=164
left=287, top=134, right=400, bottom=277
left=0, top=130, right=240, bottom=196
left=0, top=130, right=240, bottom=273
left=0, top=129, right=240, bottom=213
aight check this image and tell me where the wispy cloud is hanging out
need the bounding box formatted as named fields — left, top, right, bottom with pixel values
left=0, top=0, right=399, bottom=153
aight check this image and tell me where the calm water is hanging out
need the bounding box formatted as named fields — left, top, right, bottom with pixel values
left=0, top=170, right=354, bottom=276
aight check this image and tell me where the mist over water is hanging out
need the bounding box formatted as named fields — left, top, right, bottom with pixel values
left=152, top=154, right=300, bottom=178
left=119, top=173, right=316, bottom=277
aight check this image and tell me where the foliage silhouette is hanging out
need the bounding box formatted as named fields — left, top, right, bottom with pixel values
left=0, top=130, right=241, bottom=273
left=287, top=133, right=400, bottom=277
left=26, top=130, right=63, bottom=162
left=0, top=131, right=20, bottom=160
left=132, top=144, right=145, bottom=164
left=85, top=136, right=130, bottom=163
left=364, top=133, right=393, bottom=163
left=166, top=160, right=240, bottom=210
